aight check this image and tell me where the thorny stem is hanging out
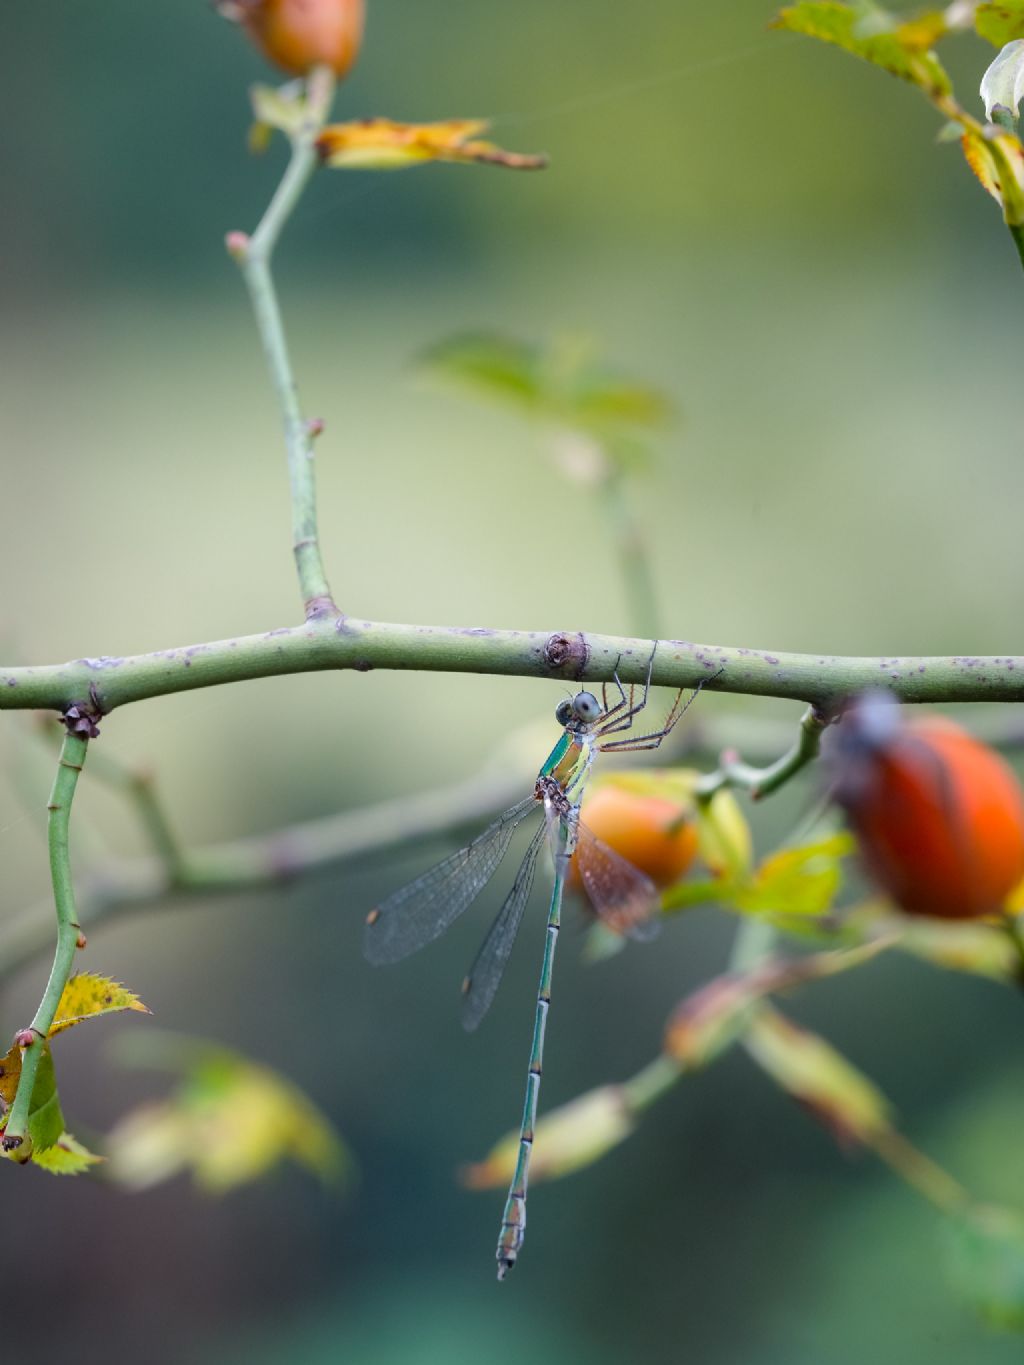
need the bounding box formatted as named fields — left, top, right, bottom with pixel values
left=234, top=65, right=338, bottom=619
left=696, top=705, right=830, bottom=802
left=33, top=719, right=187, bottom=880
left=1, top=627, right=1022, bottom=714
left=3, top=732, right=88, bottom=1151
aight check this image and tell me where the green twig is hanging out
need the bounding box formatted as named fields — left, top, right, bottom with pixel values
left=30, top=717, right=186, bottom=879
left=3, top=731, right=88, bottom=1149
left=232, top=65, right=338, bottom=619
left=696, top=704, right=830, bottom=802
left=2, top=627, right=1022, bottom=714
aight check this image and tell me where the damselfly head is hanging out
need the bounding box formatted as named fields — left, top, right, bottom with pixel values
left=555, top=692, right=601, bottom=728
left=573, top=691, right=601, bottom=722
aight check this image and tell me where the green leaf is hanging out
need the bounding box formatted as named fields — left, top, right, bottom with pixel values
left=980, top=39, right=1024, bottom=119
left=420, top=334, right=546, bottom=410
left=32, top=1131, right=103, bottom=1177
left=420, top=332, right=673, bottom=456
left=977, top=4, right=1024, bottom=47
left=106, top=1035, right=350, bottom=1194
left=248, top=80, right=310, bottom=151
left=49, top=972, right=150, bottom=1037
left=947, top=1205, right=1024, bottom=1329
left=733, top=833, right=854, bottom=919
left=25, top=1045, right=65, bottom=1156
left=772, top=1, right=953, bottom=98
left=0, top=1041, right=64, bottom=1159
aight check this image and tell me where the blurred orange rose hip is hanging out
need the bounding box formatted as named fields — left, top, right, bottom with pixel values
left=218, top=0, right=364, bottom=77
left=575, top=785, right=699, bottom=891
left=829, top=692, right=1024, bottom=919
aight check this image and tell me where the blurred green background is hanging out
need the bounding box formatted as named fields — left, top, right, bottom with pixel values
left=3, top=2, right=1024, bottom=1362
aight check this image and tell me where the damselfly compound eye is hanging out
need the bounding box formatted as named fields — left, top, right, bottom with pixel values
left=573, top=692, right=601, bottom=722
left=555, top=700, right=573, bottom=727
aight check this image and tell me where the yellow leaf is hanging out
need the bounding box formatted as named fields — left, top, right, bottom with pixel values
left=896, top=12, right=949, bottom=49
left=48, top=973, right=150, bottom=1037
left=961, top=125, right=1024, bottom=224
left=461, top=1085, right=633, bottom=1190
left=31, top=1131, right=103, bottom=1177
left=745, top=1007, right=892, bottom=1145
left=0, top=1042, right=21, bottom=1108
left=316, top=118, right=547, bottom=172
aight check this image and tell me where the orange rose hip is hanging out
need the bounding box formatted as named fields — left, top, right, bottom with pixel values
left=575, top=785, right=698, bottom=891
left=220, top=0, right=364, bottom=78
left=830, top=692, right=1024, bottom=919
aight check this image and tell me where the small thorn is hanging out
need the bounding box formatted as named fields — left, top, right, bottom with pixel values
left=365, top=908, right=380, bottom=926
left=225, top=230, right=250, bottom=261
left=14, top=1029, right=35, bottom=1050
left=306, top=417, right=325, bottom=440
left=76, top=931, right=88, bottom=950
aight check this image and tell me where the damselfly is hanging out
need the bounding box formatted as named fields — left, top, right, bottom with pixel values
left=365, top=646, right=709, bottom=1278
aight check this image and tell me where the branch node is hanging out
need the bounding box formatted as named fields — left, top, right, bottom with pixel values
left=544, top=632, right=589, bottom=680
left=304, top=595, right=339, bottom=622
left=62, top=682, right=105, bottom=739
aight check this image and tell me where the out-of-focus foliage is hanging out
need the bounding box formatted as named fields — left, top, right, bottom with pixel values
left=948, top=1206, right=1024, bottom=1329
left=461, top=1084, right=634, bottom=1189
left=771, top=2, right=952, bottom=96
left=106, top=1034, right=349, bottom=1195
left=421, top=332, right=672, bottom=482
left=317, top=119, right=548, bottom=172
left=976, top=2, right=1024, bottom=48
left=745, top=1005, right=892, bottom=1146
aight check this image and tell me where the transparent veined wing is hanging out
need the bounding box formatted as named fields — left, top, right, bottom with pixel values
left=460, top=820, right=548, bottom=1033
left=364, top=795, right=541, bottom=965
left=575, top=821, right=661, bottom=940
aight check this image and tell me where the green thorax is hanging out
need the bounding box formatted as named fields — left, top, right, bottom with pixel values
left=537, top=728, right=597, bottom=807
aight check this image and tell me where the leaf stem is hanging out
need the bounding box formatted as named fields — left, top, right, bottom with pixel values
left=696, top=704, right=830, bottom=802
left=234, top=65, right=338, bottom=619
left=3, top=731, right=88, bottom=1149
